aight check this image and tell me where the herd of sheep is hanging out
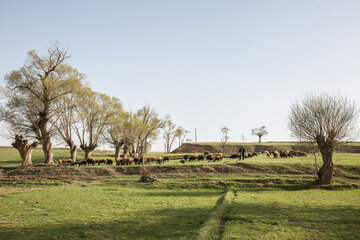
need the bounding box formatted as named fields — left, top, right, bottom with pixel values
left=57, top=149, right=307, bottom=166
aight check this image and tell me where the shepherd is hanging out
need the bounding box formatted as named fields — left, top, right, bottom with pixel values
left=238, top=146, right=245, bottom=160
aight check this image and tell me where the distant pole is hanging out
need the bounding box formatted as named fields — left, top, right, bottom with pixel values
left=195, top=128, right=197, bottom=143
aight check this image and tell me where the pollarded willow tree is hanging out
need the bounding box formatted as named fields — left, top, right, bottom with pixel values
left=52, top=84, right=86, bottom=161
left=0, top=43, right=84, bottom=165
left=251, top=126, right=268, bottom=143
left=74, top=88, right=121, bottom=160
left=288, top=93, right=359, bottom=184
left=134, top=105, right=166, bottom=157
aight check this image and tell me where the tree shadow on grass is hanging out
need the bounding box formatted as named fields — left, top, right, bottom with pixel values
left=136, top=190, right=224, bottom=198
left=0, top=206, right=213, bottom=240
left=223, top=198, right=360, bottom=240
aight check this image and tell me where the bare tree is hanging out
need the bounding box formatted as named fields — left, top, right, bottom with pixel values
left=1, top=43, right=84, bottom=165
left=251, top=126, right=268, bottom=143
left=221, top=126, right=230, bottom=153
left=288, top=93, right=359, bottom=184
left=162, top=116, right=177, bottom=153
left=175, top=127, right=190, bottom=147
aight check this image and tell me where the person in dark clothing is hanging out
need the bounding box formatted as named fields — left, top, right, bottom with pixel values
left=238, top=146, right=245, bottom=160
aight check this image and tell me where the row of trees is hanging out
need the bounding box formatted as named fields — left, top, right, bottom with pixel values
left=0, top=44, right=188, bottom=166
left=219, top=126, right=268, bottom=153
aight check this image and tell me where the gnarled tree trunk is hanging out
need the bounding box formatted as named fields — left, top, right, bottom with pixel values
left=12, top=135, right=39, bottom=166
left=317, top=148, right=334, bottom=184
left=80, top=144, right=97, bottom=160
left=316, top=136, right=335, bottom=184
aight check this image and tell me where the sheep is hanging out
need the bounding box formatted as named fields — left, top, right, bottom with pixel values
left=206, top=154, right=214, bottom=161
left=273, top=151, right=280, bottom=158
left=264, top=151, right=271, bottom=157
left=156, top=157, right=164, bottom=164
left=106, top=159, right=113, bottom=165
left=180, top=158, right=186, bottom=164
left=163, top=156, right=170, bottom=162
left=115, top=158, right=121, bottom=166
left=198, top=155, right=205, bottom=161
left=86, top=158, right=95, bottom=166
left=97, top=159, right=106, bottom=165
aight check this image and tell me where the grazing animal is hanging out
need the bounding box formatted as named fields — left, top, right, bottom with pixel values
left=214, top=154, right=222, bottom=161
left=156, top=157, right=164, bottom=164
left=79, top=160, right=87, bottom=166
left=206, top=154, right=214, bottom=161
left=280, top=151, right=288, bottom=158
left=198, top=155, right=205, bottom=161
left=273, top=151, right=279, bottom=158
left=86, top=158, right=95, bottom=166
left=97, top=159, right=106, bottom=165
left=189, top=155, right=198, bottom=162
left=204, top=151, right=211, bottom=155
left=264, top=151, right=271, bottom=157
left=106, top=159, right=113, bottom=165
left=180, top=158, right=186, bottom=164
left=163, top=156, right=170, bottom=162
left=115, top=158, right=121, bottom=166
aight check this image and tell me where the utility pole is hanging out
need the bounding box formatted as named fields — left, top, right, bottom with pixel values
left=195, top=128, right=197, bottom=143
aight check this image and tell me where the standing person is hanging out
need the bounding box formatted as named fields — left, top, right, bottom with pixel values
left=238, top=146, right=245, bottom=160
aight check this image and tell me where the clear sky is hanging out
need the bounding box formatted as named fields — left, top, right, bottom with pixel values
left=1, top=0, right=360, bottom=151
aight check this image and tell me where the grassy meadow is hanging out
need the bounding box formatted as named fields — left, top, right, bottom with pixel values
left=0, top=146, right=359, bottom=239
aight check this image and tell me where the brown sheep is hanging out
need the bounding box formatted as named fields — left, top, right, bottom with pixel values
left=264, top=151, right=271, bottom=157
left=115, top=158, right=121, bottom=166
left=163, top=156, right=170, bottom=162
left=79, top=160, right=87, bottom=166
left=156, top=157, right=164, bottom=164
left=86, top=158, right=95, bottom=166
left=180, top=158, right=186, bottom=164
left=98, top=159, right=106, bottom=165
left=273, top=151, right=279, bottom=158
left=206, top=154, right=214, bottom=161
left=189, top=155, right=197, bottom=162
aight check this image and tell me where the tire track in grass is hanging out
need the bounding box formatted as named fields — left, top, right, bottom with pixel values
left=197, top=190, right=235, bottom=240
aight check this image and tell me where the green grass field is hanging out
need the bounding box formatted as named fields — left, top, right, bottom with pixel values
left=0, top=147, right=359, bottom=239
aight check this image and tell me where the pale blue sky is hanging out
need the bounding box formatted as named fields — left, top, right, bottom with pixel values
left=1, top=0, right=360, bottom=151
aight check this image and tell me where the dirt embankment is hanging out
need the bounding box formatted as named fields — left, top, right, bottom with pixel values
left=172, top=143, right=360, bottom=154
left=0, top=163, right=333, bottom=178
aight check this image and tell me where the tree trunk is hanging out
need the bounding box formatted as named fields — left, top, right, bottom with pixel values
left=258, top=136, right=261, bottom=143
left=80, top=144, right=96, bottom=160
left=123, top=144, right=130, bottom=158
left=22, top=149, right=34, bottom=166
left=70, top=145, right=77, bottom=162
left=317, top=149, right=334, bottom=184
left=42, top=139, right=54, bottom=165
left=115, top=145, right=121, bottom=160
left=84, top=150, right=93, bottom=160
left=12, top=135, right=39, bottom=166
